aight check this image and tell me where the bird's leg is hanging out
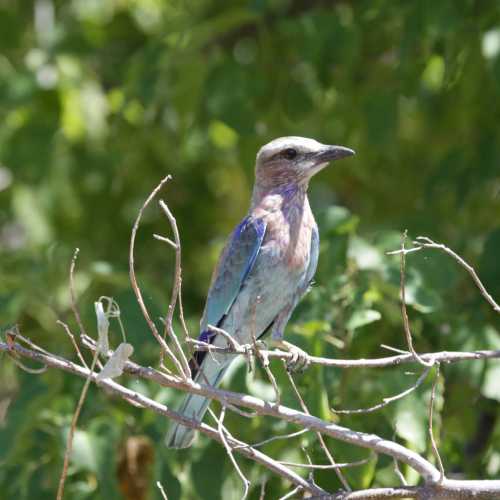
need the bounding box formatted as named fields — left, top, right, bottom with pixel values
left=275, top=340, right=310, bottom=373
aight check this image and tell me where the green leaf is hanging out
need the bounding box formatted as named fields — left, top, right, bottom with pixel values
left=395, top=389, right=430, bottom=453
left=346, top=309, right=382, bottom=331
left=481, top=363, right=500, bottom=401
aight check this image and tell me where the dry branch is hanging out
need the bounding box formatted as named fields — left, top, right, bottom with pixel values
left=0, top=339, right=324, bottom=496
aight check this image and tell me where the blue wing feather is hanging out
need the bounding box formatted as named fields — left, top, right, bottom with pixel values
left=200, top=216, right=266, bottom=332
left=190, top=217, right=265, bottom=377
left=305, top=225, right=319, bottom=287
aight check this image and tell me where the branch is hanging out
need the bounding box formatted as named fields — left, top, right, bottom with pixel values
left=158, top=198, right=191, bottom=377
left=1, top=339, right=441, bottom=484
left=185, top=341, right=500, bottom=368
left=0, top=340, right=324, bottom=496
left=6, top=336, right=499, bottom=498
left=387, top=236, right=500, bottom=314
left=321, top=480, right=500, bottom=499
left=128, top=174, right=189, bottom=379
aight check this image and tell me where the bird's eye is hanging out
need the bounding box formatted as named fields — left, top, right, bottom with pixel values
left=282, top=148, right=297, bottom=160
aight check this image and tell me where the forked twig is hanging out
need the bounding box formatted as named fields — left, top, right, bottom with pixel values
left=57, top=320, right=88, bottom=369
left=387, top=236, right=500, bottom=314
left=158, top=199, right=191, bottom=377
left=128, top=175, right=188, bottom=379
left=398, top=232, right=433, bottom=367
left=332, top=364, right=433, bottom=415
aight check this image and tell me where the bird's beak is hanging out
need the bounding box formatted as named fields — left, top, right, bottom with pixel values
left=314, top=145, right=355, bottom=164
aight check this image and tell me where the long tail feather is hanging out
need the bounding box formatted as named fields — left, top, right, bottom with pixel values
left=165, top=355, right=230, bottom=449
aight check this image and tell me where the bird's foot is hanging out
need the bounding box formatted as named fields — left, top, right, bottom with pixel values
left=252, top=339, right=268, bottom=352
left=276, top=340, right=310, bottom=373
left=251, top=339, right=270, bottom=368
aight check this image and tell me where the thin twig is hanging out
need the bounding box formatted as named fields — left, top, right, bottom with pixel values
left=380, top=344, right=409, bottom=355
left=216, top=405, right=251, bottom=500
left=56, top=348, right=99, bottom=500
left=57, top=320, right=88, bottom=369
left=236, top=428, right=310, bottom=450
left=7, top=354, right=47, bottom=374
left=259, top=479, right=267, bottom=500
left=250, top=301, right=281, bottom=405
left=207, top=324, right=242, bottom=351
left=388, top=236, right=500, bottom=314
left=279, top=454, right=372, bottom=470
left=153, top=233, right=177, bottom=248
left=332, top=365, right=433, bottom=415
left=158, top=199, right=191, bottom=377
left=286, top=368, right=351, bottom=491
left=278, top=486, right=302, bottom=500
left=128, top=175, right=187, bottom=379
left=399, top=232, right=433, bottom=367
left=157, top=481, right=169, bottom=500
left=428, top=363, right=445, bottom=482
left=69, top=248, right=87, bottom=338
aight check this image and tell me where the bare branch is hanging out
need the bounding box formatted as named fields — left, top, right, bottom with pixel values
left=428, top=363, right=445, bottom=482
left=186, top=339, right=500, bottom=368
left=4, top=338, right=500, bottom=498
left=332, top=365, right=432, bottom=415
left=157, top=481, right=169, bottom=500
left=56, top=348, right=99, bottom=500
left=158, top=199, right=191, bottom=377
left=398, top=232, right=433, bottom=367
left=216, top=405, right=250, bottom=500
left=128, top=175, right=188, bottom=379
left=237, top=428, right=310, bottom=449
left=279, top=454, right=372, bottom=470
left=57, top=320, right=88, bottom=369
left=285, top=368, right=351, bottom=491
left=2, top=339, right=441, bottom=482
left=0, top=340, right=323, bottom=495
left=387, top=236, right=500, bottom=314
left=153, top=233, right=177, bottom=249
left=279, top=485, right=303, bottom=500
left=69, top=248, right=87, bottom=338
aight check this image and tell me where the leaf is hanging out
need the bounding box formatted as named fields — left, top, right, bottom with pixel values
left=481, top=363, right=500, bottom=402
left=97, top=343, right=134, bottom=381
left=95, top=300, right=110, bottom=354
left=69, top=429, right=99, bottom=473
left=395, top=393, right=427, bottom=453
left=348, top=237, right=383, bottom=271
left=245, top=373, right=276, bottom=401
left=346, top=309, right=382, bottom=331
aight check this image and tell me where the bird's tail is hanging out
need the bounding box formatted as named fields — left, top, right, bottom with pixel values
left=165, top=354, right=230, bottom=449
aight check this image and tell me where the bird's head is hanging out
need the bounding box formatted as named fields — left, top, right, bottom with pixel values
left=254, top=136, right=355, bottom=190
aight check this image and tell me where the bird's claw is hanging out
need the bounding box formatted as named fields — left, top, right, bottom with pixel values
left=281, top=342, right=310, bottom=373
left=253, top=339, right=268, bottom=352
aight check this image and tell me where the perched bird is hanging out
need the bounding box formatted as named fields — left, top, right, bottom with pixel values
left=166, top=136, right=354, bottom=448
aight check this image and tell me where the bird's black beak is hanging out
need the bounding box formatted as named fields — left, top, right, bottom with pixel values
left=315, top=145, right=355, bottom=163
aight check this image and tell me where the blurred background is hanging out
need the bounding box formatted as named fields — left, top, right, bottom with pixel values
left=1, top=1, right=500, bottom=499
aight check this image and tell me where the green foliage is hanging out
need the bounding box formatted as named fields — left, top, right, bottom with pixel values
left=1, top=1, right=500, bottom=498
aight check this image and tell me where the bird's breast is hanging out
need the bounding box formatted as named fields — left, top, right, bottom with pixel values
left=259, top=212, right=313, bottom=274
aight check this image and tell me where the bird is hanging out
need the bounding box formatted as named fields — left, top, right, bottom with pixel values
left=166, top=136, right=355, bottom=448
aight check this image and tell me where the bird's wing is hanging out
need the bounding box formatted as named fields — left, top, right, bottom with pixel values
left=200, top=216, right=266, bottom=333
left=305, top=224, right=319, bottom=287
